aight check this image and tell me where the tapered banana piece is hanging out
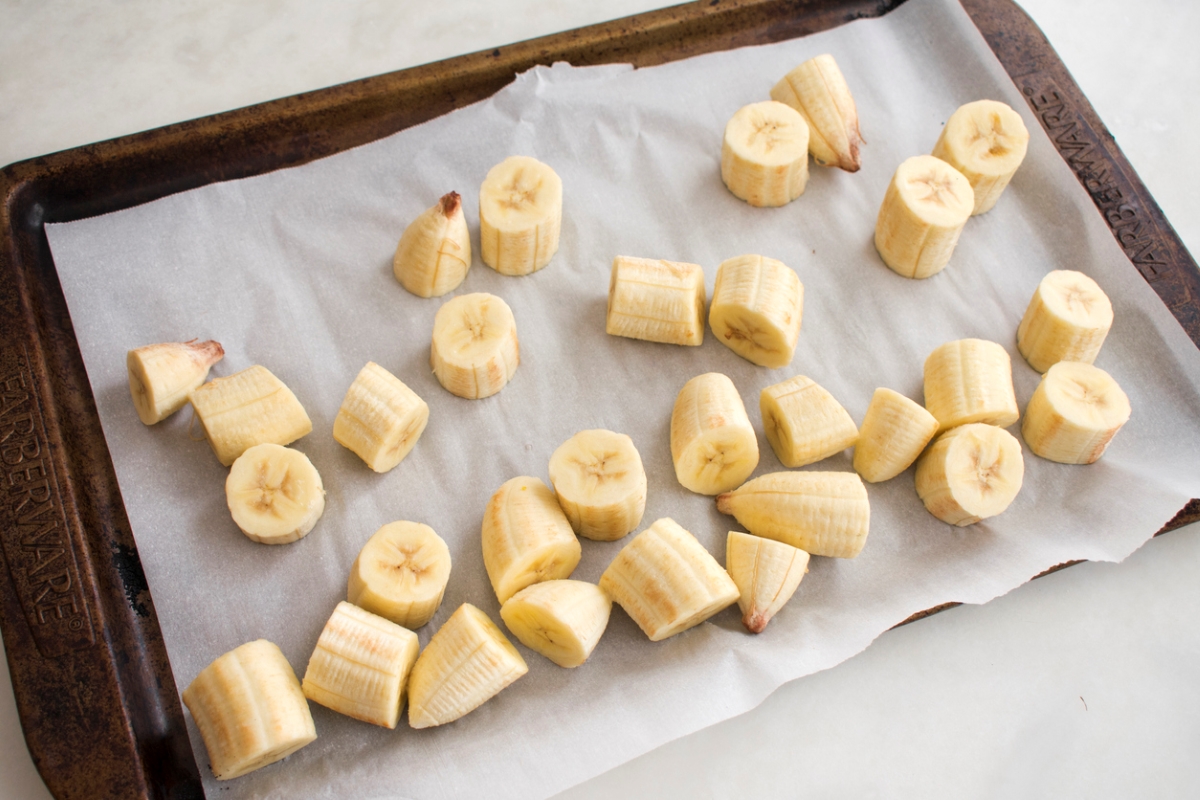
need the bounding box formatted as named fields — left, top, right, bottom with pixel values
left=189, top=365, right=313, bottom=466
left=393, top=191, right=472, bottom=298
left=760, top=375, right=858, bottom=468
left=721, top=100, right=810, bottom=207
left=407, top=603, right=528, bottom=728
left=333, top=362, right=429, bottom=473
left=725, top=531, right=810, bottom=634
left=1021, top=361, right=1131, bottom=464
left=923, top=339, right=1019, bottom=433
left=853, top=388, right=940, bottom=483
left=915, top=423, right=1024, bottom=526
left=1017, top=270, right=1114, bottom=373
left=874, top=154, right=974, bottom=279
left=347, top=521, right=452, bottom=630
left=548, top=429, right=647, bottom=541
left=430, top=292, right=519, bottom=399
left=709, top=254, right=804, bottom=368
left=301, top=602, right=419, bottom=729
left=500, top=579, right=612, bottom=668
left=482, top=476, right=582, bottom=604
left=716, top=471, right=870, bottom=559
left=181, top=639, right=316, bottom=781
left=606, top=256, right=706, bottom=346
left=931, top=99, right=1029, bottom=215
left=479, top=155, right=562, bottom=275
left=598, top=518, right=739, bottom=642
left=127, top=339, right=224, bottom=425
left=769, top=54, right=863, bottom=172
left=226, top=443, right=325, bottom=545
left=670, top=373, right=760, bottom=495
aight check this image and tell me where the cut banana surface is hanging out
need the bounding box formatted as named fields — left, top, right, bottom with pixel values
left=548, top=429, right=647, bottom=541
left=923, top=338, right=1019, bottom=433
left=760, top=374, right=858, bottom=468
left=853, top=387, right=940, bottom=483
left=189, top=365, right=313, bottom=466
left=500, top=579, right=612, bottom=668
left=1021, top=361, right=1131, bottom=464
left=915, top=423, right=1025, bottom=526
left=482, top=476, right=582, bottom=604
left=127, top=339, right=224, bottom=425
left=430, top=292, right=520, bottom=399
left=931, top=99, right=1029, bottom=215
left=333, top=362, right=429, bottom=473
left=709, top=254, right=804, bottom=368
left=670, top=373, right=760, bottom=495
left=226, top=443, right=325, bottom=545
left=769, top=53, right=863, bottom=172
left=347, top=521, right=452, bottom=630
left=393, top=191, right=471, bottom=298
left=479, top=155, right=562, bottom=275
left=726, top=531, right=810, bottom=634
left=606, top=256, right=706, bottom=346
left=1017, top=269, right=1114, bottom=373
left=874, top=154, right=974, bottom=279
left=721, top=100, right=810, bottom=207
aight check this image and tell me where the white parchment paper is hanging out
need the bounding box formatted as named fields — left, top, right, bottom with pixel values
left=44, top=0, right=1200, bottom=796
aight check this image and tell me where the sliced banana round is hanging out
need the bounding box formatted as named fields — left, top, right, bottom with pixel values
left=874, top=154, right=974, bottom=279
left=923, top=338, right=1019, bottom=434
left=853, top=387, right=940, bottom=483
left=548, top=429, right=647, bottom=542
left=127, top=338, right=224, bottom=425
left=333, top=362, right=429, bottom=473
left=430, top=292, right=520, bottom=399
left=500, top=579, right=612, bottom=668
left=1021, top=361, right=1131, bottom=464
left=760, top=374, right=858, bottom=468
left=606, top=256, right=707, bottom=347
left=347, top=521, right=452, bottom=630
left=726, top=531, right=810, bottom=634
left=1017, top=270, right=1114, bottom=373
left=393, top=191, right=471, bottom=298
left=482, top=476, right=582, bottom=604
left=225, top=443, right=325, bottom=545
left=720, top=100, right=810, bottom=207
left=479, top=155, right=563, bottom=276
left=190, top=365, right=313, bottom=466
left=769, top=53, right=863, bottom=172
left=931, top=99, right=1029, bottom=215
left=709, top=254, right=804, bottom=368
left=670, top=373, right=760, bottom=495
left=915, top=423, right=1025, bottom=526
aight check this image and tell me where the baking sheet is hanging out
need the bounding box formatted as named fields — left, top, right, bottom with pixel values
left=42, top=0, right=1200, bottom=797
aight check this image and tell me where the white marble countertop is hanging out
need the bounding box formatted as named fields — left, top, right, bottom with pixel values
left=2, top=1, right=1198, bottom=797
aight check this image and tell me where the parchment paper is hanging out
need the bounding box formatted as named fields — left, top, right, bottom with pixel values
left=44, top=0, right=1200, bottom=797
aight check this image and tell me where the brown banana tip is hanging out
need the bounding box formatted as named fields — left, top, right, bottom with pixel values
left=716, top=494, right=732, bottom=514
left=439, top=191, right=462, bottom=216
left=743, top=614, right=767, bottom=634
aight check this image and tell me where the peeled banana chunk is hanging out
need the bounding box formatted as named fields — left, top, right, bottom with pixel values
left=931, top=99, right=1029, bottom=215
left=333, top=361, right=429, bottom=473
left=606, top=256, right=706, bottom=346
left=670, top=373, right=759, bottom=495
left=127, top=338, right=224, bottom=425
left=189, top=364, right=313, bottom=466
left=347, top=521, right=452, bottom=630
left=226, top=443, right=325, bottom=545
left=500, top=579, right=612, bottom=668
left=726, top=531, right=810, bottom=634
left=709, top=254, right=804, bottom=368
left=874, top=154, right=974, bottom=279
left=479, top=155, right=563, bottom=276
left=853, top=387, right=940, bottom=483
left=393, top=191, right=472, bottom=298
left=915, top=423, right=1024, bottom=526
left=548, top=429, right=647, bottom=542
left=923, top=338, right=1019, bottom=434
left=482, top=476, right=582, bottom=604
left=1022, top=361, right=1131, bottom=465
left=1017, top=269, right=1113, bottom=373
left=430, top=292, right=520, bottom=399
left=769, top=53, right=863, bottom=172
left=721, top=100, right=810, bottom=207
left=760, top=374, right=858, bottom=468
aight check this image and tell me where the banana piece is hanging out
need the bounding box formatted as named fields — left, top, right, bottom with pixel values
left=716, top=471, right=870, bottom=559
left=923, top=339, right=1020, bottom=433
left=874, top=154, right=974, bottom=279
left=721, top=101, right=810, bottom=207
left=333, top=362, right=429, bottom=473
left=760, top=375, right=858, bottom=468
left=393, top=191, right=471, bottom=298
left=853, top=387, right=940, bottom=483
left=127, top=339, right=224, bottom=425
left=1021, top=361, right=1131, bottom=464
left=500, top=579, right=612, bottom=668
left=769, top=53, right=864, bottom=172
left=670, top=373, right=760, bottom=495
left=181, top=639, right=316, bottom=781
left=226, top=443, right=325, bottom=545
left=605, top=256, right=706, bottom=346
left=598, top=518, right=739, bottom=642
left=407, top=603, right=528, bottom=728
left=708, top=254, right=804, bottom=368
left=347, top=521, right=451, bottom=630
left=1016, top=270, right=1114, bottom=373
left=430, top=292, right=520, bottom=399
left=479, top=155, right=562, bottom=275
left=915, top=423, right=1024, bottom=526
left=482, top=476, right=582, bottom=604
left=189, top=365, right=313, bottom=466
left=301, top=601, right=419, bottom=729
left=931, top=99, right=1029, bottom=215
left=548, top=429, right=647, bottom=541
left=725, top=531, right=810, bottom=634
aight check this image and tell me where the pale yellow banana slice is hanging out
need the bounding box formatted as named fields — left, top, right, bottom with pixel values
left=189, top=365, right=313, bottom=466
left=482, top=476, right=582, bottom=604
left=1017, top=270, right=1114, bottom=373
left=598, top=518, right=739, bottom=642
left=725, top=531, right=810, bottom=634
left=301, top=601, right=419, bottom=729
left=181, top=639, right=316, bottom=781
left=923, top=338, right=1020, bottom=433
left=605, top=256, right=706, bottom=346
left=915, top=423, right=1025, bottom=526
left=479, top=155, right=562, bottom=275
left=853, top=387, right=940, bottom=483
left=333, top=362, right=429, bottom=473
left=708, top=254, right=804, bottom=368
left=347, top=521, right=451, bottom=630
left=716, top=471, right=870, bottom=559
left=393, top=191, right=471, bottom=298
left=769, top=53, right=863, bottom=172
left=670, top=373, right=760, bottom=495
left=127, top=339, right=224, bottom=425
left=225, top=443, right=325, bottom=545
left=874, top=154, right=974, bottom=279
left=1021, top=361, right=1131, bottom=464
left=548, top=429, right=647, bottom=541
left=931, top=99, right=1029, bottom=215
left=430, top=292, right=520, bottom=399
left=500, top=579, right=612, bottom=668
left=407, top=603, right=528, bottom=729
left=760, top=375, right=858, bottom=468
left=721, top=100, right=810, bottom=207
